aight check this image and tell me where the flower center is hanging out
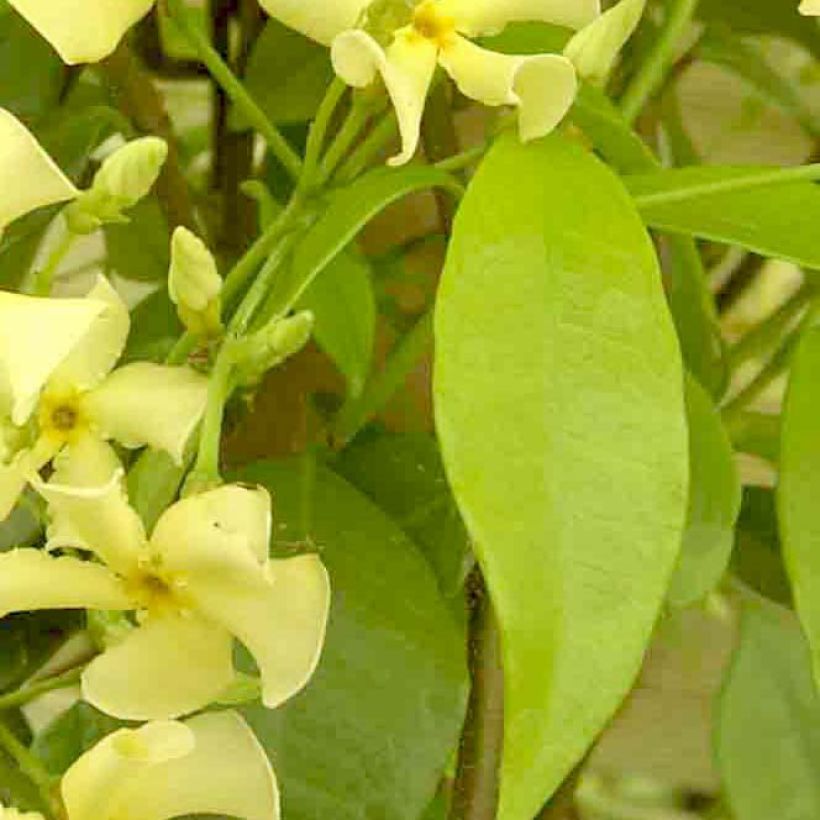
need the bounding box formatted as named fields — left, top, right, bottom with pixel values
left=37, top=390, right=86, bottom=444
left=127, top=556, right=189, bottom=616
left=412, top=1, right=455, bottom=45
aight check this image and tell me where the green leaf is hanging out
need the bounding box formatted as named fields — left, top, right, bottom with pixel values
left=264, top=165, right=462, bottom=318
left=627, top=166, right=820, bottom=270
left=0, top=9, right=64, bottom=120
left=434, top=133, right=688, bottom=820
left=236, top=19, right=333, bottom=127
left=334, top=432, right=472, bottom=598
left=731, top=487, right=792, bottom=607
left=31, top=702, right=121, bottom=775
left=667, top=376, right=741, bottom=608
left=778, top=325, right=820, bottom=684
left=236, top=459, right=468, bottom=820
left=104, top=197, right=171, bottom=282
left=297, top=252, right=376, bottom=398
left=716, top=600, right=820, bottom=820
left=122, top=290, right=182, bottom=365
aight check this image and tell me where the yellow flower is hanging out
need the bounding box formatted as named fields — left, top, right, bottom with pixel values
left=261, top=0, right=600, bottom=165
left=0, top=277, right=208, bottom=520
left=0, top=465, right=330, bottom=720
left=7, top=0, right=155, bottom=64
left=0, top=108, right=78, bottom=240
left=60, top=711, right=279, bottom=819
left=800, top=0, right=820, bottom=14
left=0, top=806, right=44, bottom=819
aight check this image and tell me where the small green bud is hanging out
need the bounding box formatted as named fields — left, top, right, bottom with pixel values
left=64, top=137, right=168, bottom=233
left=234, top=310, right=315, bottom=386
left=86, top=609, right=133, bottom=651
left=564, top=0, right=647, bottom=83
left=169, top=227, right=224, bottom=337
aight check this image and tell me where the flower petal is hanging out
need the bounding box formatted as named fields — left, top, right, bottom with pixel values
left=564, top=0, right=646, bottom=82
left=35, top=436, right=145, bottom=576
left=0, top=292, right=105, bottom=425
left=62, top=712, right=278, bottom=820
left=439, top=37, right=577, bottom=141
left=82, top=363, right=208, bottom=464
left=440, top=0, right=600, bottom=35
left=257, top=0, right=369, bottom=45
left=61, top=721, right=195, bottom=819
left=801, top=0, right=820, bottom=14
left=0, top=549, right=131, bottom=618
left=152, top=483, right=272, bottom=564
left=0, top=436, right=61, bottom=520
left=332, top=28, right=438, bottom=166
left=81, top=614, right=236, bottom=720
left=0, top=108, right=78, bottom=235
left=7, top=0, right=155, bottom=64
left=184, top=553, right=331, bottom=709
left=48, top=277, right=130, bottom=394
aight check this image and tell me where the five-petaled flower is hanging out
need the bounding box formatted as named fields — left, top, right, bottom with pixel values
left=0, top=464, right=330, bottom=720
left=2, top=711, right=279, bottom=820
left=262, top=0, right=601, bottom=165
left=0, top=277, right=209, bottom=520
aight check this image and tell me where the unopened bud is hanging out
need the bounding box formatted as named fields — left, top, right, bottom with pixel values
left=234, top=310, right=314, bottom=385
left=564, top=0, right=646, bottom=83
left=65, top=137, right=168, bottom=233
left=169, top=227, right=223, bottom=337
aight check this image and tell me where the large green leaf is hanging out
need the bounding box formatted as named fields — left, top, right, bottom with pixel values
left=236, top=459, right=468, bottom=820
left=298, top=252, right=376, bottom=398
left=434, top=134, right=688, bottom=820
left=667, top=376, right=741, bottom=608
left=778, top=325, right=820, bottom=684
left=716, top=600, right=820, bottom=820
left=627, top=167, right=820, bottom=270
left=334, top=432, right=472, bottom=599
left=263, top=165, right=462, bottom=318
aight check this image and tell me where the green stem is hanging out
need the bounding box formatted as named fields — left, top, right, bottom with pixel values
left=32, top=228, right=75, bottom=296
left=191, top=348, right=234, bottom=485
left=620, top=0, right=700, bottom=125
left=0, top=719, right=58, bottom=817
left=335, top=112, right=397, bottom=184
left=435, top=143, right=489, bottom=174
left=164, top=0, right=302, bottom=180
left=332, top=307, right=434, bottom=447
left=298, top=78, right=348, bottom=194
left=0, top=668, right=83, bottom=712
left=633, top=163, right=820, bottom=208
left=316, top=96, right=380, bottom=186
left=728, top=283, right=816, bottom=369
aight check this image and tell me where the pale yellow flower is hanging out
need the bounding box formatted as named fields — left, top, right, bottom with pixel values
left=60, top=711, right=279, bottom=819
left=0, top=277, right=208, bottom=520
left=0, top=467, right=330, bottom=720
left=7, top=0, right=155, bottom=64
left=800, top=0, right=820, bottom=14
left=260, top=0, right=600, bottom=165
left=0, top=108, right=78, bottom=240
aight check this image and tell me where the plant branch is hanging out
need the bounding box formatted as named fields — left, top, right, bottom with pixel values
left=0, top=668, right=83, bottom=712
left=449, top=569, right=504, bottom=820
left=0, top=719, right=58, bottom=818
left=164, top=0, right=302, bottom=181
left=620, top=0, right=700, bottom=125
left=100, top=42, right=197, bottom=231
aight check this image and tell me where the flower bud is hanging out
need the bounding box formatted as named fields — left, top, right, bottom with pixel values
left=168, top=227, right=223, bottom=337
left=65, top=137, right=168, bottom=233
left=564, top=0, right=647, bottom=83
left=234, top=310, right=315, bottom=386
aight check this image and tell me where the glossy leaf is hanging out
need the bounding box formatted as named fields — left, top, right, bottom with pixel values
left=237, top=459, right=468, bottom=820
left=668, top=375, right=741, bottom=608
left=335, top=431, right=472, bottom=598
left=298, top=252, right=376, bottom=398
left=717, top=600, right=820, bottom=820
left=263, top=165, right=462, bottom=318
left=434, top=133, right=688, bottom=820
left=778, top=325, right=820, bottom=685
left=627, top=167, right=820, bottom=270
